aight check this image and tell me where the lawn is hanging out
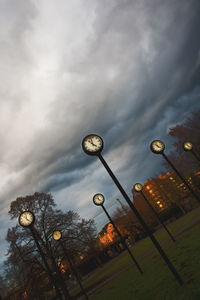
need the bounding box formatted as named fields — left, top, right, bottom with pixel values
left=73, top=207, right=200, bottom=299
left=89, top=223, right=200, bottom=300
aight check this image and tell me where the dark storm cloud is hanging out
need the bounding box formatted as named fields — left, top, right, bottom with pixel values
left=0, top=0, right=199, bottom=201
left=0, top=0, right=200, bottom=271
left=3, top=0, right=200, bottom=195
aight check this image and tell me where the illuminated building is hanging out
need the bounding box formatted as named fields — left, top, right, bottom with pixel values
left=132, top=170, right=200, bottom=216
left=98, top=223, right=126, bottom=246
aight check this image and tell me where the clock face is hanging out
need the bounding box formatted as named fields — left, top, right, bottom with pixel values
left=19, top=211, right=34, bottom=227
left=53, top=230, right=62, bottom=241
left=134, top=183, right=143, bottom=192
left=93, top=193, right=105, bottom=206
left=183, top=142, right=193, bottom=151
left=150, top=140, right=165, bottom=154
left=82, top=134, right=103, bottom=155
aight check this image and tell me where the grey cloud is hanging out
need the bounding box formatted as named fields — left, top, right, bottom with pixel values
left=1, top=0, right=200, bottom=203
left=0, top=0, right=200, bottom=271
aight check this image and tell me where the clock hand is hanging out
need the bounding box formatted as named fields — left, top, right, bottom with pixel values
left=156, top=143, right=161, bottom=148
left=88, top=139, right=98, bottom=147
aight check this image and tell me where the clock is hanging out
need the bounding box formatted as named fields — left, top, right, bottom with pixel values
left=183, top=142, right=193, bottom=151
left=53, top=230, right=62, bottom=241
left=19, top=211, right=35, bottom=227
left=150, top=140, right=165, bottom=154
left=134, top=183, right=143, bottom=192
left=93, top=193, right=105, bottom=206
left=82, top=134, right=103, bottom=155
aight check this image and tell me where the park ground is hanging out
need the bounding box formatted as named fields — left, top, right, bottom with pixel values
left=72, top=206, right=200, bottom=300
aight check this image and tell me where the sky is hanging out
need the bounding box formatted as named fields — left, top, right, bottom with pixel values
left=0, top=0, right=200, bottom=272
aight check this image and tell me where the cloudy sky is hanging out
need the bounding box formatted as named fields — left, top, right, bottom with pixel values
left=0, top=0, right=200, bottom=271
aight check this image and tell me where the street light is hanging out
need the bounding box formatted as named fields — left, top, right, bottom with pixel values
left=82, top=134, right=183, bottom=286
left=133, top=183, right=175, bottom=242
left=183, top=141, right=200, bottom=162
left=19, top=211, right=63, bottom=300
left=52, top=230, right=89, bottom=300
left=150, top=139, right=200, bottom=205
left=93, top=193, right=143, bottom=274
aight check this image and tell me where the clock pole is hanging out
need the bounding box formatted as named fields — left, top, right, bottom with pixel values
left=133, top=184, right=175, bottom=242
left=101, top=203, right=143, bottom=274
left=161, top=152, right=200, bottom=204
left=53, top=231, right=88, bottom=300
left=183, top=142, right=200, bottom=162
left=190, top=149, right=200, bottom=162
left=150, top=140, right=200, bottom=205
left=97, top=152, right=183, bottom=286
left=59, top=240, right=89, bottom=300
left=29, top=226, right=63, bottom=300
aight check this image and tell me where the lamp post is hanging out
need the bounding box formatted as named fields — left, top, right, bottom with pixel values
left=93, top=193, right=143, bottom=275
left=19, top=211, right=63, bottom=300
left=183, top=142, right=200, bottom=162
left=53, top=231, right=89, bottom=300
left=133, top=183, right=175, bottom=242
left=150, top=140, right=200, bottom=205
left=82, top=134, right=183, bottom=286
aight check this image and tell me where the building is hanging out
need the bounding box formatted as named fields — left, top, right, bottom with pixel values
left=97, top=223, right=127, bottom=246
left=132, top=170, right=200, bottom=216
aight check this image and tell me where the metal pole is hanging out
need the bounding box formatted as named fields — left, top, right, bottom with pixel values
left=98, top=153, right=183, bottom=286
left=29, top=226, right=63, bottom=300
left=191, top=149, right=200, bottom=162
left=60, top=241, right=89, bottom=300
left=141, top=191, right=175, bottom=242
left=162, top=153, right=200, bottom=204
left=101, top=204, right=143, bottom=274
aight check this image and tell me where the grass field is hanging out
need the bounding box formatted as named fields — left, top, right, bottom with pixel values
left=73, top=207, right=200, bottom=300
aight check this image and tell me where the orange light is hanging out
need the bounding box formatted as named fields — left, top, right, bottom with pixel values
left=157, top=201, right=160, bottom=204
left=23, top=291, right=27, bottom=299
left=159, top=204, right=163, bottom=208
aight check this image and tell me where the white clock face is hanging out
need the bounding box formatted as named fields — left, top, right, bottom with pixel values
left=150, top=140, right=165, bottom=154
left=134, top=183, right=143, bottom=192
left=19, top=211, right=34, bottom=227
left=183, top=142, right=192, bottom=151
left=93, top=193, right=105, bottom=206
left=53, top=231, right=62, bottom=241
left=82, top=134, right=103, bottom=155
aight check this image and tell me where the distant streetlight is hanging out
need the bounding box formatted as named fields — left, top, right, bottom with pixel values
left=133, top=183, right=175, bottom=242
left=150, top=140, right=200, bottom=204
left=82, top=134, right=183, bottom=285
left=19, top=211, right=63, bottom=300
left=52, top=231, right=89, bottom=300
left=183, top=141, right=200, bottom=162
left=93, top=193, right=143, bottom=274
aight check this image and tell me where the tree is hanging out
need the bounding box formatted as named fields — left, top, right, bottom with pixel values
left=112, top=203, right=147, bottom=242
left=5, top=192, right=97, bottom=300
left=165, top=111, right=200, bottom=175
